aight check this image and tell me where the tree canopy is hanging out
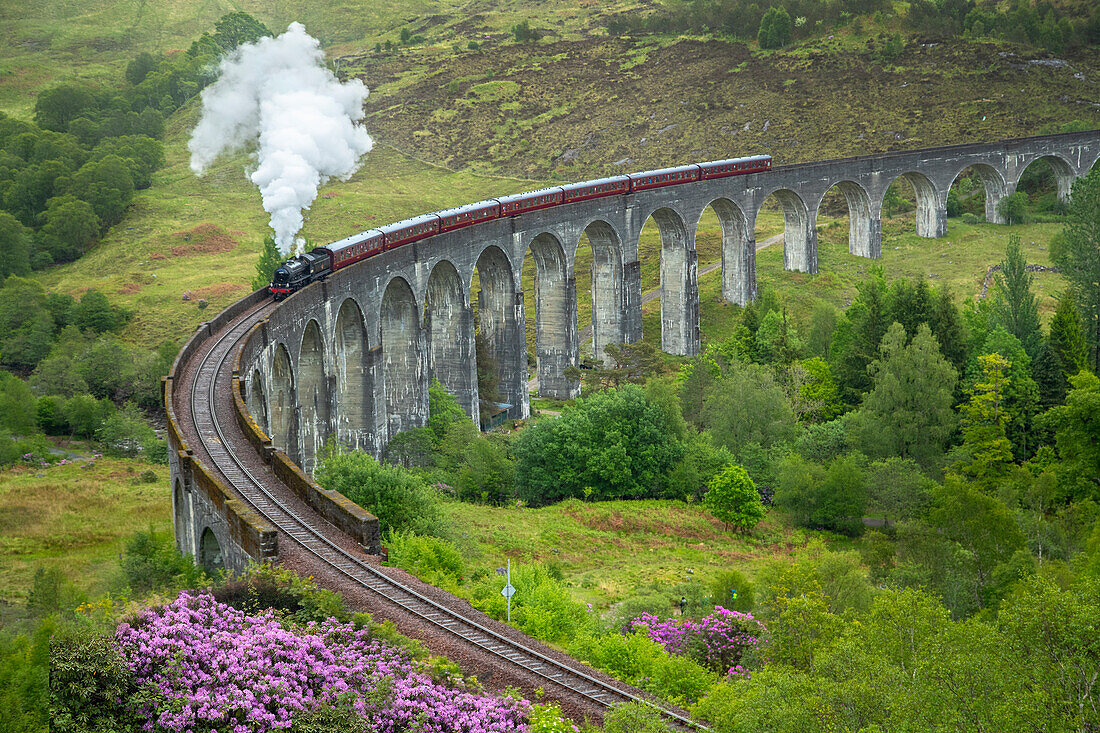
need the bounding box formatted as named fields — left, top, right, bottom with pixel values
left=513, top=384, right=683, bottom=506
left=705, top=464, right=766, bottom=533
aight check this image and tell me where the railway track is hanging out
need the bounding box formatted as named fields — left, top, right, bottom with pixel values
left=177, top=298, right=705, bottom=731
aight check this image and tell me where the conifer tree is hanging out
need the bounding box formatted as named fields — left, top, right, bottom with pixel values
left=1047, top=289, right=1088, bottom=378
left=887, top=278, right=933, bottom=341
left=834, top=274, right=890, bottom=400
left=929, top=285, right=969, bottom=374
left=992, top=235, right=1042, bottom=359
left=252, top=235, right=283, bottom=291
left=1031, top=341, right=1067, bottom=408
left=1053, top=168, right=1100, bottom=373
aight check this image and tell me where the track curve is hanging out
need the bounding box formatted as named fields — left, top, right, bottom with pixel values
left=171, top=295, right=705, bottom=730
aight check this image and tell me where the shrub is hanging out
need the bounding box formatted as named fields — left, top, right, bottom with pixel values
left=570, top=630, right=664, bottom=682
left=49, top=628, right=150, bottom=733
left=212, top=563, right=346, bottom=625
left=120, top=529, right=205, bottom=595
left=513, top=384, right=683, bottom=506
left=386, top=531, right=466, bottom=588
left=383, top=426, right=434, bottom=469
left=644, top=653, right=718, bottom=705
left=758, top=7, right=792, bottom=48
left=630, top=607, right=765, bottom=675
left=95, top=403, right=155, bottom=457
left=471, top=563, right=588, bottom=644
left=997, top=192, right=1030, bottom=225
left=316, top=448, right=444, bottom=536
left=611, top=593, right=673, bottom=632
left=604, top=701, right=674, bottom=733
left=0, top=621, right=51, bottom=732
left=710, top=570, right=755, bottom=614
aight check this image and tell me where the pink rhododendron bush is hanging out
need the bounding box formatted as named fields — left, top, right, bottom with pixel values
left=114, top=591, right=529, bottom=733
left=630, top=606, right=764, bottom=677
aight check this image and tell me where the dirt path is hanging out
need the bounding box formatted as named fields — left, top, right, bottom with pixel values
left=529, top=232, right=784, bottom=391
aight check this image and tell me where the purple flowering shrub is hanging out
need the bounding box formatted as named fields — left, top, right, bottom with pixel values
left=115, top=591, right=530, bottom=733
left=630, top=606, right=764, bottom=676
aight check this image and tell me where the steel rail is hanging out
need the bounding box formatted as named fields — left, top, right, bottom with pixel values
left=184, top=301, right=706, bottom=732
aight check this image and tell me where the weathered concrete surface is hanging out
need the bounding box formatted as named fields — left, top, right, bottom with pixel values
left=236, top=131, right=1100, bottom=461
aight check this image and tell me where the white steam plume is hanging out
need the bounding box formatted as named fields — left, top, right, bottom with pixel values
left=188, top=22, right=373, bottom=254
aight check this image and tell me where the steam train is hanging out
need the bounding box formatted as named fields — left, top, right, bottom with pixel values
left=268, top=154, right=772, bottom=300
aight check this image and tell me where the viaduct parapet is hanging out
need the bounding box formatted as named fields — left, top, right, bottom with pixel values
left=214, top=131, right=1098, bottom=478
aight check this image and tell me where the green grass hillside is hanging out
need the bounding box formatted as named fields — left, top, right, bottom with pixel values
left=3, top=1, right=1091, bottom=349
left=357, top=35, right=1100, bottom=179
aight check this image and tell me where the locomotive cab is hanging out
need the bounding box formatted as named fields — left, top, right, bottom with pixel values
left=268, top=250, right=333, bottom=300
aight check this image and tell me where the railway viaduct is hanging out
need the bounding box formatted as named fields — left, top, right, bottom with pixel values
left=172, top=130, right=1099, bottom=569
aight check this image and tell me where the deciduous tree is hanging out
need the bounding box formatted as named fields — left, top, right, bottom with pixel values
left=513, top=384, right=682, bottom=505
left=954, top=353, right=1015, bottom=487
left=704, top=464, right=765, bottom=533
left=0, top=211, right=30, bottom=281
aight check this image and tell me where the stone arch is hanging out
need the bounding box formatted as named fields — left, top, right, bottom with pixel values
left=819, top=180, right=878, bottom=258
left=333, top=298, right=371, bottom=451
left=1015, top=154, right=1076, bottom=204
left=425, top=260, right=477, bottom=417
left=199, top=527, right=224, bottom=575
left=525, top=233, right=577, bottom=399
left=247, top=368, right=268, bottom=435
left=380, top=276, right=425, bottom=439
left=641, top=207, right=698, bottom=356
left=950, top=163, right=1009, bottom=224
left=705, top=198, right=754, bottom=306
left=757, top=188, right=816, bottom=274
left=269, top=343, right=296, bottom=460
left=885, top=171, right=942, bottom=237
left=579, top=220, right=625, bottom=363
left=473, top=244, right=525, bottom=423
left=298, top=319, right=330, bottom=474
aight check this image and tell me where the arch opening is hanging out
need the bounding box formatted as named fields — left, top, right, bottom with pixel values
left=1016, top=155, right=1074, bottom=216
left=576, top=221, right=625, bottom=364
left=381, top=277, right=426, bottom=439
left=754, top=189, right=816, bottom=275
left=334, top=298, right=372, bottom=451
left=425, top=261, right=477, bottom=417
left=523, top=233, right=577, bottom=399
left=269, top=343, right=296, bottom=460
left=298, top=319, right=330, bottom=474
left=818, top=181, right=877, bottom=259
left=704, top=198, right=754, bottom=306
left=946, top=164, right=1008, bottom=224
left=883, top=172, right=943, bottom=238
left=472, top=245, right=525, bottom=427
left=199, top=527, right=224, bottom=576
left=637, top=209, right=697, bottom=356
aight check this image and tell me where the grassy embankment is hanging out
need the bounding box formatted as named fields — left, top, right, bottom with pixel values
left=0, top=455, right=170, bottom=616
left=444, top=497, right=818, bottom=612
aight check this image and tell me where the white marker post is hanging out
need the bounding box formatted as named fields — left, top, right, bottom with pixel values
left=500, top=558, right=515, bottom=623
